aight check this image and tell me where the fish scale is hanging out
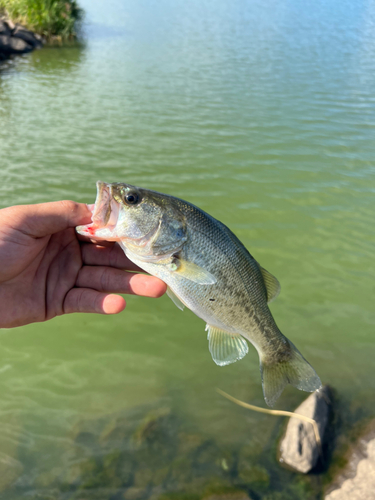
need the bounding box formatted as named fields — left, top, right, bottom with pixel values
left=77, top=181, right=322, bottom=407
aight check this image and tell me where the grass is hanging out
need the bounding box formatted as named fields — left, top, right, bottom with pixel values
left=0, top=0, right=83, bottom=40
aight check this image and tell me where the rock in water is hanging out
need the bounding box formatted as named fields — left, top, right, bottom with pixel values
left=4, top=19, right=15, bottom=31
left=0, top=20, right=11, bottom=36
left=279, top=385, right=332, bottom=473
left=0, top=19, right=43, bottom=61
left=325, top=420, right=375, bottom=500
left=12, top=26, right=43, bottom=49
left=0, top=35, right=33, bottom=55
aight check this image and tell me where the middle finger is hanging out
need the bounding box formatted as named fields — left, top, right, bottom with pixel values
left=81, top=242, right=142, bottom=272
left=76, top=265, right=167, bottom=298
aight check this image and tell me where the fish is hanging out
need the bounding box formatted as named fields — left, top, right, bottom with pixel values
left=76, top=181, right=321, bottom=407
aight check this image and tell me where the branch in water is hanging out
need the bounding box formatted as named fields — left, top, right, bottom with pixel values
left=216, top=388, right=323, bottom=459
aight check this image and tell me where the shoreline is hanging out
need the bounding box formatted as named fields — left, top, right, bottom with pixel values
left=0, top=17, right=43, bottom=61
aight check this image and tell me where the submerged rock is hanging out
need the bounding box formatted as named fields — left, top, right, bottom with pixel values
left=24, top=398, right=328, bottom=499
left=279, top=385, right=333, bottom=473
left=132, top=407, right=174, bottom=449
left=237, top=463, right=270, bottom=491
left=324, top=420, right=375, bottom=500
left=59, top=404, right=242, bottom=498
left=203, top=493, right=252, bottom=500
left=122, top=486, right=148, bottom=500
left=0, top=452, right=24, bottom=492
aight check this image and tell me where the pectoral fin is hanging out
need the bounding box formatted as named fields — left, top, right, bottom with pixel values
left=166, top=287, right=185, bottom=311
left=260, top=266, right=281, bottom=303
left=169, top=258, right=217, bottom=285
left=206, top=325, right=249, bottom=366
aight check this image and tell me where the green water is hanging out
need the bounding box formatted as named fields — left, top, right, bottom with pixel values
left=0, top=0, right=375, bottom=498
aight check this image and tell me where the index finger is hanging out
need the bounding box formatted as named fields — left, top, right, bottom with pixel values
left=81, top=242, right=144, bottom=272
left=3, top=201, right=92, bottom=238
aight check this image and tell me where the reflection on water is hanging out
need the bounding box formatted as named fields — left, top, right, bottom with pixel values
left=0, top=0, right=375, bottom=498
left=0, top=43, right=85, bottom=76
left=28, top=44, right=86, bottom=74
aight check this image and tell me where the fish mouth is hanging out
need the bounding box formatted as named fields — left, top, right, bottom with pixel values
left=92, top=181, right=119, bottom=227
left=76, top=181, right=120, bottom=239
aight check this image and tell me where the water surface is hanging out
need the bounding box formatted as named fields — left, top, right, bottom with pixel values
left=0, top=0, right=375, bottom=498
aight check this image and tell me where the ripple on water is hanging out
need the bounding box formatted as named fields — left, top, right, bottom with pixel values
left=0, top=0, right=375, bottom=497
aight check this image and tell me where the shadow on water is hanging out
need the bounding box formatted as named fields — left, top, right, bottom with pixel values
left=26, top=42, right=86, bottom=79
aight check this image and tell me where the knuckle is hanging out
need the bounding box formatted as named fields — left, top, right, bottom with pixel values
left=100, top=267, right=112, bottom=291
left=59, top=200, right=79, bottom=213
left=109, top=244, right=120, bottom=268
left=75, top=289, right=86, bottom=312
left=94, top=293, right=104, bottom=314
left=75, top=268, right=85, bottom=288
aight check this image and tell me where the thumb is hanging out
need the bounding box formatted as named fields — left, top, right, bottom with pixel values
left=5, top=201, right=92, bottom=238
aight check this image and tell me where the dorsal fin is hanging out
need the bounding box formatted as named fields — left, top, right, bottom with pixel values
left=260, top=266, right=281, bottom=303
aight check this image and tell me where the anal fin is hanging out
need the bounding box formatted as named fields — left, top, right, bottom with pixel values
left=206, top=325, right=248, bottom=366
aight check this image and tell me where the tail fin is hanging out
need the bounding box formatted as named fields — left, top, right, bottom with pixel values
left=260, top=341, right=321, bottom=407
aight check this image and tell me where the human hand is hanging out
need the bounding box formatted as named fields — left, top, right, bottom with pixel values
left=0, top=201, right=167, bottom=328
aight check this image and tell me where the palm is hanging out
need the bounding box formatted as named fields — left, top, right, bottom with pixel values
left=0, top=201, right=166, bottom=329
left=0, top=228, right=82, bottom=326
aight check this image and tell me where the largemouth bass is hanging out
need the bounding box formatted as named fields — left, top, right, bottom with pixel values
left=77, top=181, right=321, bottom=407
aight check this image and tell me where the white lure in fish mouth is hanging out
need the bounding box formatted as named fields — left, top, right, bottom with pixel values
left=76, top=181, right=120, bottom=240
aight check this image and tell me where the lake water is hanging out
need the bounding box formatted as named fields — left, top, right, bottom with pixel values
left=0, top=0, right=374, bottom=498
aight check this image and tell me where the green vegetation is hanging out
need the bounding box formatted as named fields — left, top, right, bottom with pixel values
left=0, top=0, right=83, bottom=40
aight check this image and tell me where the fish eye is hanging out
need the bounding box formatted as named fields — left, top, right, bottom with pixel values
left=124, top=191, right=140, bottom=205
